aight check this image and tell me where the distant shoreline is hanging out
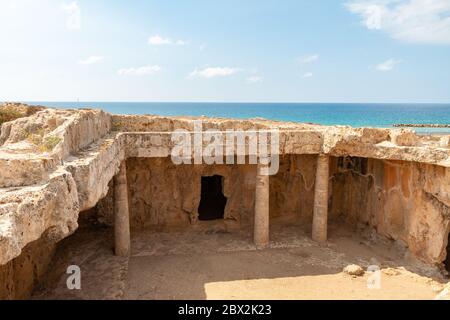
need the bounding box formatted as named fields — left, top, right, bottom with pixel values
left=11, top=101, right=450, bottom=135
left=394, top=124, right=450, bottom=128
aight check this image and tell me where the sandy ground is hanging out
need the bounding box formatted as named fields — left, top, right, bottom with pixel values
left=33, top=222, right=450, bottom=300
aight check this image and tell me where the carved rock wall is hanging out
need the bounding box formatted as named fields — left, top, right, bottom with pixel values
left=126, top=157, right=257, bottom=228
left=330, top=157, right=450, bottom=265
left=0, top=232, right=56, bottom=300
left=94, top=155, right=317, bottom=229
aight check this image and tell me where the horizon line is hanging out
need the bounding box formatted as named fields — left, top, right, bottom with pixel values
left=15, top=100, right=450, bottom=105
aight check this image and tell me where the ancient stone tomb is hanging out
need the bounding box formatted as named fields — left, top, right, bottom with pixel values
left=1, top=105, right=450, bottom=299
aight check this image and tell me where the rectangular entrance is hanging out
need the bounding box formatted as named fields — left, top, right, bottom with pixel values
left=198, top=175, right=227, bottom=221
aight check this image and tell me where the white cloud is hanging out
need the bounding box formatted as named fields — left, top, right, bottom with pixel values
left=346, top=0, right=450, bottom=44
left=376, top=58, right=401, bottom=71
left=62, top=1, right=81, bottom=30
left=188, top=67, right=242, bottom=79
left=78, top=56, right=103, bottom=65
left=298, top=54, right=319, bottom=64
left=246, top=76, right=264, bottom=84
left=118, top=65, right=162, bottom=76
left=148, top=35, right=187, bottom=46
left=302, top=72, right=313, bottom=78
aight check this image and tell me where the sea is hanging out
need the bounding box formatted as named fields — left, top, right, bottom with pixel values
left=29, top=102, right=450, bottom=134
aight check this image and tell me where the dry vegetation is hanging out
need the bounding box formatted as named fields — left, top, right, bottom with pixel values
left=0, top=102, right=45, bottom=126
left=27, top=130, right=61, bottom=152
left=0, top=106, right=22, bottom=125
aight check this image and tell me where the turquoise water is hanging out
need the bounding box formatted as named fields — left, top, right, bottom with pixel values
left=31, top=102, right=450, bottom=133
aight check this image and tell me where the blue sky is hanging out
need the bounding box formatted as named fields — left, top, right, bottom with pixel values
left=0, top=0, right=449, bottom=103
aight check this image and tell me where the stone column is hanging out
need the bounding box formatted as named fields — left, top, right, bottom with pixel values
left=312, top=154, right=330, bottom=243
left=254, top=164, right=270, bottom=248
left=114, top=161, right=131, bottom=257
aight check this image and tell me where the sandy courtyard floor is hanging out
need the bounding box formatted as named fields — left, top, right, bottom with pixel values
left=33, top=222, right=450, bottom=300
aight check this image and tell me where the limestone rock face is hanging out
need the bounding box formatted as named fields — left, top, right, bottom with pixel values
left=390, top=129, right=419, bottom=147
left=0, top=105, right=112, bottom=266
left=125, top=157, right=257, bottom=228
left=0, top=233, right=56, bottom=300
left=440, top=136, right=450, bottom=148
left=89, top=155, right=317, bottom=230
left=0, top=170, right=79, bottom=265
left=65, top=133, right=123, bottom=212
left=330, top=158, right=450, bottom=265
left=0, top=108, right=112, bottom=188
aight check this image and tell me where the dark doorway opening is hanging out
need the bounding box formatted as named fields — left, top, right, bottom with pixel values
left=198, top=175, right=227, bottom=221
left=446, top=233, right=450, bottom=273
